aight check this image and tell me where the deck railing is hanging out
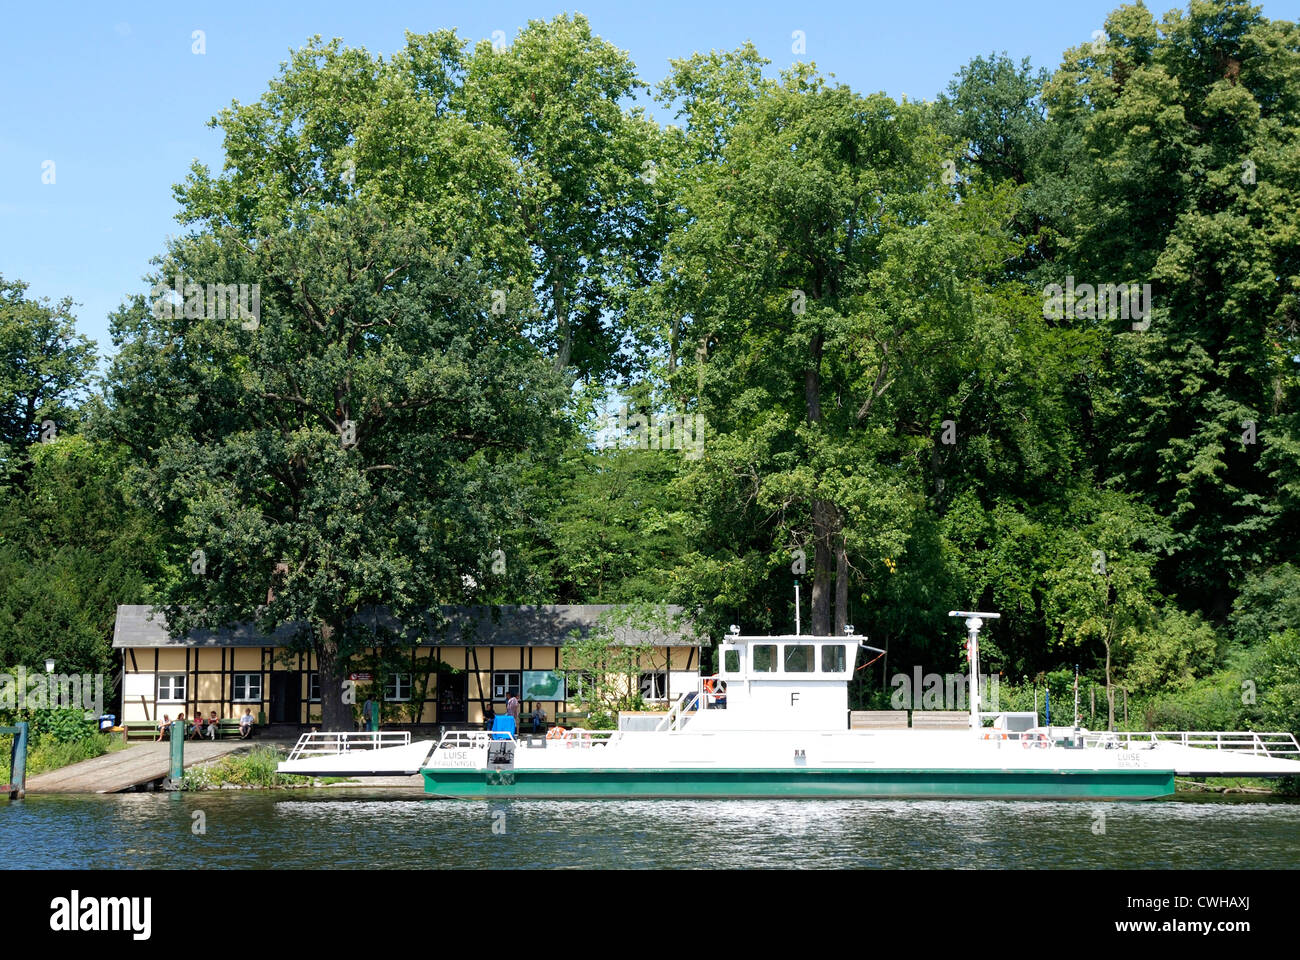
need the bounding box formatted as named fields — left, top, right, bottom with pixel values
left=287, top=730, right=411, bottom=761
left=434, top=728, right=620, bottom=750
left=654, top=677, right=725, bottom=731
left=1080, top=730, right=1300, bottom=758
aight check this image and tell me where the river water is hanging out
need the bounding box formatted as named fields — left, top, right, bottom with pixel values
left=4, top=790, right=1300, bottom=869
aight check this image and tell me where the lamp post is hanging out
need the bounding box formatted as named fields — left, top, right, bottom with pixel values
left=44, top=658, right=55, bottom=675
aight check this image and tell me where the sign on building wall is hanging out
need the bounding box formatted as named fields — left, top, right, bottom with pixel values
left=521, top=671, right=566, bottom=701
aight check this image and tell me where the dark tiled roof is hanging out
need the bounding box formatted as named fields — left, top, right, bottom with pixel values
left=112, top=604, right=700, bottom=649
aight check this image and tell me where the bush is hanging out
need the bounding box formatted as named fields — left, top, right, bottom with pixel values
left=181, top=746, right=312, bottom=789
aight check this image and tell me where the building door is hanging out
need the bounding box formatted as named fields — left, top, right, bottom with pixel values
left=270, top=671, right=299, bottom=724
left=437, top=672, right=468, bottom=724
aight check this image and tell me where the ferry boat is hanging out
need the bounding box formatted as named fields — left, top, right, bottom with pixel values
left=278, top=613, right=1300, bottom=799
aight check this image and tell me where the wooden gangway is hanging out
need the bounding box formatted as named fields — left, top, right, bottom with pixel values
left=23, top=740, right=250, bottom=794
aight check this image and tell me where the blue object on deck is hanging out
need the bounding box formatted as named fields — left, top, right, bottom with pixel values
left=491, top=715, right=516, bottom=740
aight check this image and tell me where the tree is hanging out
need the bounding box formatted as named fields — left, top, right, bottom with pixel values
left=0, top=276, right=96, bottom=485
left=0, top=435, right=164, bottom=676
left=1038, top=0, right=1300, bottom=618
left=103, top=203, right=565, bottom=729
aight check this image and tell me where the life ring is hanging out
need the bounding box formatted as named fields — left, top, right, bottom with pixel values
left=1023, top=732, right=1050, bottom=749
left=546, top=726, right=564, bottom=741
left=982, top=732, right=1007, bottom=741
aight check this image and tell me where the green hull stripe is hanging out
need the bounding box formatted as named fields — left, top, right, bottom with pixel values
left=419, top=767, right=1176, bottom=800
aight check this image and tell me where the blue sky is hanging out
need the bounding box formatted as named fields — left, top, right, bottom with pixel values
left=2, top=0, right=1286, bottom=360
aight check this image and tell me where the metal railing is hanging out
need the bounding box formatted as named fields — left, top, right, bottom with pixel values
left=1081, top=730, right=1300, bottom=758
left=654, top=677, right=726, bottom=731
left=287, top=730, right=411, bottom=761
left=434, top=728, right=620, bottom=750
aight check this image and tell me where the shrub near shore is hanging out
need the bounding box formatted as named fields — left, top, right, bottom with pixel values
left=180, top=746, right=350, bottom=790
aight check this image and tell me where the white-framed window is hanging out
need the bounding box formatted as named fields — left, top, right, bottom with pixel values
left=308, top=672, right=320, bottom=702
left=821, top=645, right=847, bottom=673
left=384, top=673, right=412, bottom=702
left=639, top=671, right=668, bottom=701
left=565, top=670, right=593, bottom=702
left=783, top=644, right=815, bottom=673
left=233, top=672, right=262, bottom=702
left=492, top=671, right=520, bottom=701
left=157, top=673, right=186, bottom=702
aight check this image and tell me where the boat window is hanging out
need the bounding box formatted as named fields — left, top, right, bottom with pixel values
left=821, top=645, right=847, bottom=672
left=752, top=644, right=777, bottom=672
left=723, top=649, right=740, bottom=674
left=783, top=644, right=815, bottom=672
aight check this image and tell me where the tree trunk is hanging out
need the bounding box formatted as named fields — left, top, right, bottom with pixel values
left=805, top=330, right=833, bottom=635
left=317, top=620, right=351, bottom=732
left=1105, top=637, right=1115, bottom=732
left=811, top=500, right=834, bottom=635
left=834, top=532, right=848, bottom=636
left=553, top=277, right=573, bottom=371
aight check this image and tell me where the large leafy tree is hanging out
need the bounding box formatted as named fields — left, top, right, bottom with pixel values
left=1039, top=0, right=1300, bottom=618
left=0, top=276, right=96, bottom=485
left=0, top=435, right=164, bottom=675
left=176, top=17, right=666, bottom=384
left=104, top=203, right=565, bottom=729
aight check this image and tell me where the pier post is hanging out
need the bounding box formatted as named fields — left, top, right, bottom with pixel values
left=168, top=719, right=184, bottom=788
left=6, top=722, right=28, bottom=799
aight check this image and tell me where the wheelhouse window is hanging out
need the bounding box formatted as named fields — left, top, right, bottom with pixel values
left=783, top=644, right=815, bottom=672
left=232, top=673, right=262, bottom=702
left=492, top=671, right=520, bottom=701
left=820, top=644, right=847, bottom=673
left=723, top=649, right=740, bottom=674
left=639, top=671, right=668, bottom=701
left=156, top=673, right=186, bottom=702
left=752, top=644, right=777, bottom=672
left=384, top=673, right=412, bottom=702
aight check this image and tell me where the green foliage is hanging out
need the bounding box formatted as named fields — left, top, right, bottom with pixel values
left=180, top=746, right=311, bottom=789
left=0, top=731, right=121, bottom=783
left=0, top=274, right=96, bottom=483
left=0, top=704, right=98, bottom=743
left=560, top=603, right=678, bottom=719
left=0, top=436, right=165, bottom=675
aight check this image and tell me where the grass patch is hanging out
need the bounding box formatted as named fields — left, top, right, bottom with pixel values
left=0, top=732, right=127, bottom=782
left=181, top=745, right=330, bottom=790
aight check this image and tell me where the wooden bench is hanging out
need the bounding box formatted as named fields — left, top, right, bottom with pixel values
left=850, top=710, right=910, bottom=730
left=910, top=711, right=973, bottom=730
left=555, top=712, right=588, bottom=727
left=217, top=719, right=256, bottom=739
left=124, top=722, right=162, bottom=742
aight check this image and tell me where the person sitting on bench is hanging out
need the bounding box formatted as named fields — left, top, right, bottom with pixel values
left=239, top=708, right=254, bottom=739
left=191, top=713, right=205, bottom=739
left=206, top=711, right=219, bottom=740
left=156, top=715, right=170, bottom=742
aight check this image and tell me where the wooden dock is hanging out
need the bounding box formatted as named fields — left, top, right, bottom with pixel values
left=23, top=740, right=253, bottom=794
